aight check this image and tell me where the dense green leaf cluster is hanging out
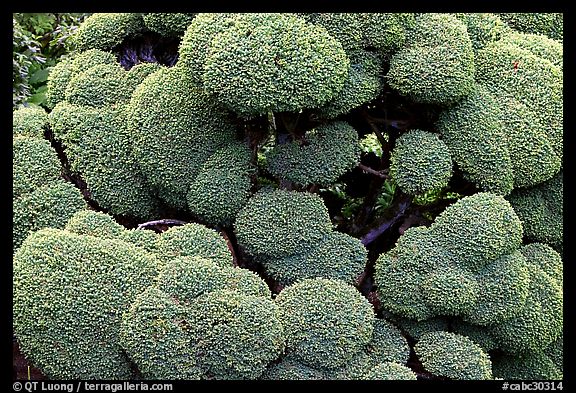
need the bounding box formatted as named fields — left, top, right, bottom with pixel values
left=415, top=331, right=492, bottom=380
left=389, top=129, right=453, bottom=195
left=72, top=13, right=145, bottom=51
left=387, top=13, right=475, bottom=105
left=235, top=189, right=367, bottom=284
left=12, top=106, right=47, bottom=138
left=142, top=13, right=196, bottom=36
left=267, top=121, right=361, bottom=186
left=498, top=13, right=563, bottom=40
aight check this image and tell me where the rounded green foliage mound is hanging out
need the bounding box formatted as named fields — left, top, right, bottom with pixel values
left=317, top=50, right=383, bottom=119
left=156, top=224, right=233, bottom=268
left=120, top=229, right=159, bottom=253
left=13, top=181, right=87, bottom=251
left=475, top=40, right=562, bottom=161
left=267, top=121, right=361, bottom=186
left=64, top=63, right=131, bottom=107
left=235, top=189, right=332, bottom=258
left=493, top=351, right=562, bottom=380
left=389, top=129, right=453, bottom=195
left=187, top=143, right=253, bottom=226
left=465, top=251, right=530, bottom=326
left=13, top=136, right=61, bottom=198
left=177, top=13, right=236, bottom=81
left=375, top=193, right=525, bottom=322
left=360, top=13, right=416, bottom=55
left=367, top=319, right=410, bottom=365
left=393, top=317, right=450, bottom=342
left=307, top=13, right=364, bottom=53
left=64, top=210, right=125, bottom=240
left=360, top=362, right=417, bottom=380
left=387, top=13, right=475, bottom=105
left=156, top=257, right=269, bottom=303
left=142, top=13, right=196, bottom=36
left=262, top=231, right=367, bottom=286
left=73, top=13, right=145, bottom=51
left=50, top=105, right=158, bottom=219
left=499, top=31, right=563, bottom=68
left=415, top=331, right=492, bottom=380
left=13, top=106, right=47, bottom=138
left=508, top=171, right=563, bottom=253
left=498, top=13, right=563, bottom=40
left=450, top=319, right=499, bottom=352
left=489, top=263, right=563, bottom=354
left=431, top=192, right=523, bottom=271
left=202, top=13, right=349, bottom=116
left=520, top=243, right=562, bottom=285
left=437, top=86, right=514, bottom=195
left=13, top=228, right=160, bottom=379
left=127, top=66, right=236, bottom=210
left=46, top=49, right=117, bottom=109
left=454, top=13, right=506, bottom=52
left=422, top=266, right=479, bottom=316
left=187, top=289, right=285, bottom=379
left=260, top=355, right=325, bottom=380
left=120, top=288, right=202, bottom=380
left=276, top=278, right=375, bottom=369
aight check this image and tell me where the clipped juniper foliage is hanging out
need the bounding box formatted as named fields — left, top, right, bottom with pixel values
left=13, top=12, right=563, bottom=381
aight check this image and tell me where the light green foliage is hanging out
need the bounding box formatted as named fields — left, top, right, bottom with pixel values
left=488, top=263, right=563, bottom=354
left=202, top=13, right=349, bottom=116
left=451, top=319, right=499, bottom=352
left=360, top=362, right=417, bottom=380
left=267, top=121, right=361, bottom=186
left=234, top=189, right=332, bottom=258
left=464, top=251, right=530, bottom=326
left=307, top=13, right=364, bottom=53
left=387, top=13, right=475, bottom=105
left=454, top=13, right=507, bottom=52
left=498, top=13, right=563, bottom=40
left=187, top=143, right=253, bottom=226
left=415, top=331, right=492, bottom=380
left=65, top=210, right=124, bottom=240
left=359, top=133, right=384, bottom=157
left=13, top=228, right=160, bottom=379
left=508, top=171, right=563, bottom=253
left=492, top=351, right=562, bottom=380
left=50, top=104, right=158, bottom=218
left=367, top=319, right=410, bottom=365
left=156, top=224, right=233, bottom=268
left=431, top=192, right=523, bottom=271
left=127, top=66, right=236, bottom=210
left=46, top=49, right=117, bottom=108
left=122, top=276, right=283, bottom=380
left=142, top=13, right=196, bottom=36
left=72, top=13, right=145, bottom=51
left=13, top=181, right=87, bottom=251
left=437, top=86, right=514, bottom=195
left=317, top=50, right=383, bottom=119
left=376, top=193, right=524, bottom=321
left=262, top=231, right=367, bottom=286
left=13, top=106, right=47, bottom=138
left=475, top=39, right=563, bottom=161
left=498, top=31, right=563, bottom=68
left=186, top=289, right=285, bottom=379
left=520, top=243, right=563, bottom=286
left=275, top=278, right=375, bottom=369
left=13, top=136, right=61, bottom=198
left=119, top=229, right=159, bottom=253
left=389, top=129, right=453, bottom=195
left=360, top=13, right=416, bottom=55
left=64, top=63, right=132, bottom=107
left=120, top=288, right=202, bottom=379
left=156, top=257, right=269, bottom=303
left=177, top=13, right=236, bottom=81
